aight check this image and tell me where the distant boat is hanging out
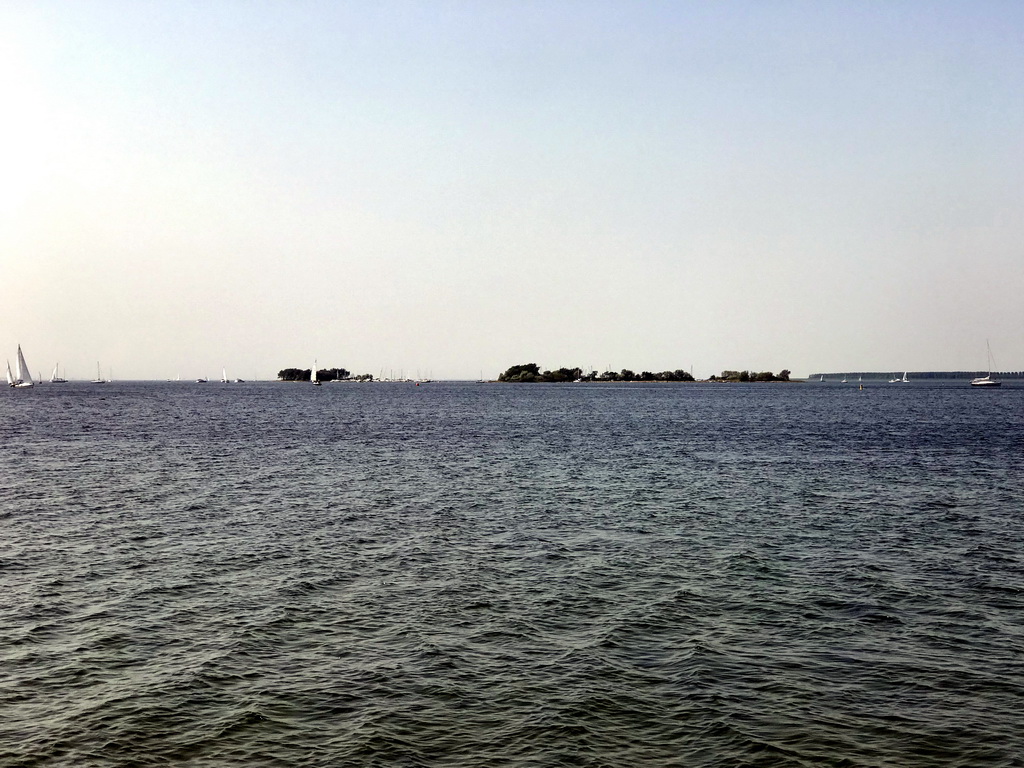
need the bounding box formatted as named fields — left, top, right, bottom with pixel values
left=50, top=364, right=68, bottom=383
left=971, top=375, right=1001, bottom=387
left=312, top=360, right=321, bottom=386
left=221, top=368, right=229, bottom=384
left=92, top=362, right=107, bottom=383
left=9, top=345, right=35, bottom=388
left=889, top=372, right=909, bottom=383
left=971, top=341, right=1002, bottom=387
left=196, top=377, right=208, bottom=383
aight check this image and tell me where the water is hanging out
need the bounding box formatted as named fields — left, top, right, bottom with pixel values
left=2, top=381, right=1023, bottom=767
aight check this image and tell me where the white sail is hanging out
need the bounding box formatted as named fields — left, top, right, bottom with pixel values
left=311, top=360, right=319, bottom=384
left=14, top=345, right=34, bottom=387
left=6, top=361, right=13, bottom=386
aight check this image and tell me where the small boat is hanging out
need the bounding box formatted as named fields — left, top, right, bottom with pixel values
left=92, top=362, right=107, bottom=384
left=50, top=364, right=68, bottom=383
left=971, top=341, right=1002, bottom=387
left=312, top=360, right=321, bottom=386
left=9, top=345, right=35, bottom=388
left=889, top=372, right=909, bottom=383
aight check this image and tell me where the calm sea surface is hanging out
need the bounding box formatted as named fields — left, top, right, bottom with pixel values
left=2, top=380, right=1023, bottom=767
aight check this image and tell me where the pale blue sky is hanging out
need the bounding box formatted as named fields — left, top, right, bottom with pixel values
left=2, top=1, right=1022, bottom=379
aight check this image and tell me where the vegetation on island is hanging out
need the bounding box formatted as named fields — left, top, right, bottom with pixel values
left=498, top=363, right=696, bottom=383
left=278, top=367, right=374, bottom=382
left=497, top=364, right=791, bottom=383
left=710, top=370, right=791, bottom=382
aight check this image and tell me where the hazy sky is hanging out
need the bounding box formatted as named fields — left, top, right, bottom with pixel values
left=2, top=1, right=1022, bottom=380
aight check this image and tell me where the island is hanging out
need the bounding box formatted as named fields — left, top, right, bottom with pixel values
left=498, top=364, right=790, bottom=383
left=278, top=367, right=374, bottom=382
left=709, top=370, right=791, bottom=382
left=498, top=364, right=697, bottom=383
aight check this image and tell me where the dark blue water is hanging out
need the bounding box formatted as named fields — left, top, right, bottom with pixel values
left=2, top=381, right=1023, bottom=767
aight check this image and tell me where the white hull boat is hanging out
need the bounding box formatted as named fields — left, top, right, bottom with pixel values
left=971, top=341, right=1002, bottom=387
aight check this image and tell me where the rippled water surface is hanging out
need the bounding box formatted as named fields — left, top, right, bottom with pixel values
left=2, top=381, right=1023, bottom=767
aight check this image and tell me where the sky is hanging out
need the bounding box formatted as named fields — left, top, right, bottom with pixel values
left=2, top=1, right=1022, bottom=380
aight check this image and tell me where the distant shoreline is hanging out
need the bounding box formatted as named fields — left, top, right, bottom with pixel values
left=809, top=371, right=1024, bottom=380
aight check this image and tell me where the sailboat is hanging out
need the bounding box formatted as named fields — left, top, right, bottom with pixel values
left=50, top=364, right=68, bottom=383
left=971, top=341, right=1002, bottom=387
left=889, top=372, right=909, bottom=383
left=92, top=362, right=107, bottom=384
left=312, top=360, right=321, bottom=386
left=9, top=345, right=35, bottom=388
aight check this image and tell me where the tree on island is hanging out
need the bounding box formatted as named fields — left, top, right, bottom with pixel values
left=498, top=363, right=546, bottom=382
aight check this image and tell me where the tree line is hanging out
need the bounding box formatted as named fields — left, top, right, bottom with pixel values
left=498, top=364, right=791, bottom=383
left=710, top=370, right=791, bottom=382
left=498, top=363, right=696, bottom=383
left=278, top=367, right=374, bottom=382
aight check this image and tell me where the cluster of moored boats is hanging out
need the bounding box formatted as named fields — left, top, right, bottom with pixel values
left=194, top=369, right=244, bottom=383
